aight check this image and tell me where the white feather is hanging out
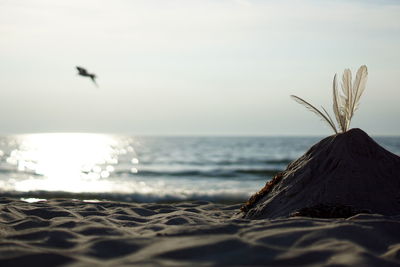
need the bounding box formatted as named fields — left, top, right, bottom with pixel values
left=351, top=65, right=368, bottom=114
left=332, top=74, right=345, bottom=132
left=341, top=68, right=353, bottom=126
left=291, top=95, right=338, bottom=134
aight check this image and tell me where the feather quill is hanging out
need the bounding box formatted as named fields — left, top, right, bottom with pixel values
left=290, top=95, right=338, bottom=133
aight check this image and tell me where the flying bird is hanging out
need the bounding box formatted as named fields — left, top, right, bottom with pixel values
left=76, top=66, right=98, bottom=87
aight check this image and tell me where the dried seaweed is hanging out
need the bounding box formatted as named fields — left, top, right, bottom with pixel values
left=240, top=172, right=285, bottom=213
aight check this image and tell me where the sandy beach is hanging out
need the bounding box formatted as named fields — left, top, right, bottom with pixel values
left=1, top=197, right=399, bottom=266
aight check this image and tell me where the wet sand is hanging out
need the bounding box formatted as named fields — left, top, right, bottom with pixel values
left=1, top=197, right=400, bottom=266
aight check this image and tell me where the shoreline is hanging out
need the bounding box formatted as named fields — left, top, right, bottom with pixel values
left=1, top=197, right=400, bottom=266
left=0, top=191, right=250, bottom=205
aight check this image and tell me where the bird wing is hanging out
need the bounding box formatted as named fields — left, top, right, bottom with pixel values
left=76, top=66, right=88, bottom=75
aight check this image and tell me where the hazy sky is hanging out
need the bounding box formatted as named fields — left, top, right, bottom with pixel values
left=1, top=0, right=399, bottom=135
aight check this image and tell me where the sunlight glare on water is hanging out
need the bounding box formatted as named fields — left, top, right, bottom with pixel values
left=1, top=134, right=364, bottom=202
left=8, top=133, right=131, bottom=193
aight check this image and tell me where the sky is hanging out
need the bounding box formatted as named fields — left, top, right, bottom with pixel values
left=0, top=0, right=399, bottom=136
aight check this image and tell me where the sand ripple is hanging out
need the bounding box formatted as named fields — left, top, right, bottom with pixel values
left=1, top=198, right=400, bottom=266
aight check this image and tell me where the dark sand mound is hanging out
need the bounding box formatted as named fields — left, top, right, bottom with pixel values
left=243, top=128, right=400, bottom=219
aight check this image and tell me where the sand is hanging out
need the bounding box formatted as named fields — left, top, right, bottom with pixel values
left=1, top=197, right=400, bottom=266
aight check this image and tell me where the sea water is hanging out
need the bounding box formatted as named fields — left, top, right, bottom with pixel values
left=0, top=134, right=399, bottom=203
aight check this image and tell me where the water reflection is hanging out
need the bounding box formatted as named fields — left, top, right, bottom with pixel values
left=0, top=135, right=328, bottom=202
left=4, top=133, right=134, bottom=193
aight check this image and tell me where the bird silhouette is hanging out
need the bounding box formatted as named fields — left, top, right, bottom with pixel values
left=76, top=66, right=98, bottom=87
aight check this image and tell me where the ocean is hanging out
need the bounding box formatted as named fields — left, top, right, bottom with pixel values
left=0, top=134, right=399, bottom=203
